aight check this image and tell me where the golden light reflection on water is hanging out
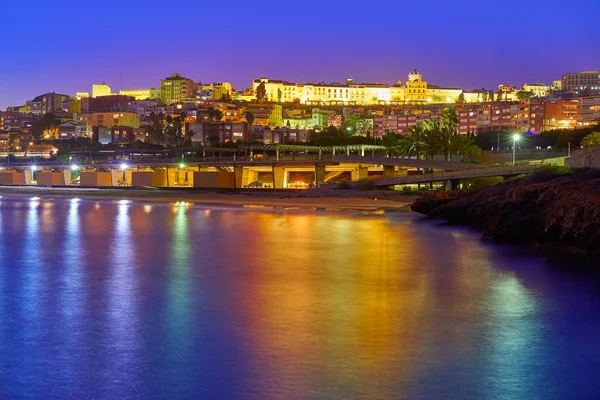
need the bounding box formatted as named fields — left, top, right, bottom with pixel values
left=215, top=211, right=546, bottom=398
left=224, top=213, right=432, bottom=397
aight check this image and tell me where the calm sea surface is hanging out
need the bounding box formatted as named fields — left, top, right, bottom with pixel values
left=0, top=197, right=598, bottom=399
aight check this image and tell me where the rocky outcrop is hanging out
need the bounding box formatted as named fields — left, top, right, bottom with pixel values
left=412, top=168, right=600, bottom=260
left=567, top=145, right=600, bottom=169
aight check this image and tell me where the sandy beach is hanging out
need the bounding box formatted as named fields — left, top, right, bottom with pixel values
left=0, top=186, right=420, bottom=211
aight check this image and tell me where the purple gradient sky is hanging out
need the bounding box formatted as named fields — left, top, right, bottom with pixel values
left=1, top=0, right=599, bottom=110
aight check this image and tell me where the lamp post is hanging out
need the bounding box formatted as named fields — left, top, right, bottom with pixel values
left=512, top=133, right=521, bottom=166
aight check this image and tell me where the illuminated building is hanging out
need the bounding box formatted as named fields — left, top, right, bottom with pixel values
left=58, top=120, right=86, bottom=139
left=244, top=104, right=283, bottom=127
left=543, top=100, right=579, bottom=130
left=522, top=83, right=551, bottom=98
left=86, top=112, right=141, bottom=131
left=578, top=96, right=600, bottom=126
left=404, top=69, right=427, bottom=102
left=200, top=82, right=234, bottom=100
left=186, top=121, right=248, bottom=143
left=510, top=103, right=531, bottom=132
left=119, top=89, right=157, bottom=100
left=561, top=71, right=600, bottom=95
left=160, top=73, right=198, bottom=104
left=552, top=80, right=562, bottom=90
left=31, top=93, right=70, bottom=115
left=496, top=84, right=518, bottom=101
left=92, top=83, right=112, bottom=98
left=252, top=70, right=476, bottom=105
left=75, top=92, right=90, bottom=100
left=68, top=98, right=81, bottom=114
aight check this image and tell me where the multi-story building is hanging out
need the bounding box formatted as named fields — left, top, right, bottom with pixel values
left=85, top=112, right=141, bottom=132
left=58, top=121, right=86, bottom=139
left=252, top=70, right=472, bottom=106
left=92, top=83, right=112, bottom=98
left=119, top=88, right=158, bottom=100
left=404, top=69, right=428, bottom=103
left=31, top=93, right=70, bottom=115
left=127, top=100, right=162, bottom=116
left=244, top=104, right=283, bottom=127
left=458, top=109, right=479, bottom=134
left=544, top=100, right=579, bottom=130
left=523, top=83, right=551, bottom=98
left=578, top=96, right=600, bottom=126
left=529, top=98, right=545, bottom=133
left=561, top=71, right=600, bottom=95
left=511, top=103, right=531, bottom=132
left=160, top=73, right=198, bottom=104
left=88, top=95, right=132, bottom=113
left=187, top=121, right=248, bottom=143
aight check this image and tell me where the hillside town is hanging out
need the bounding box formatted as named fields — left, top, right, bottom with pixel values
left=1, top=69, right=599, bottom=157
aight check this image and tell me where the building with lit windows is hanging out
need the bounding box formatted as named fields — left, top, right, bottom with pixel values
left=86, top=112, right=141, bottom=131
left=523, top=83, right=551, bottom=98
left=31, top=93, right=70, bottom=115
left=561, top=71, right=600, bottom=95
left=578, top=96, right=600, bottom=126
left=119, top=89, right=158, bottom=100
left=160, top=73, right=198, bottom=104
left=252, top=70, right=477, bottom=105
left=544, top=100, right=579, bottom=130
left=244, top=104, right=283, bottom=127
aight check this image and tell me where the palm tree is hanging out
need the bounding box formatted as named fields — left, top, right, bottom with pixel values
left=146, top=112, right=165, bottom=145
left=380, top=132, right=401, bottom=156
left=421, top=118, right=441, bottom=160
left=402, top=125, right=425, bottom=159
left=451, top=134, right=481, bottom=162
left=439, top=107, right=459, bottom=161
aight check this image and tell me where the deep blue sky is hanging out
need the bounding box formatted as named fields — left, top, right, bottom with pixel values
left=1, top=0, right=599, bottom=109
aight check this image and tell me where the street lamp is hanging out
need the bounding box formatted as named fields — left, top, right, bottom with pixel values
left=512, top=133, right=521, bottom=166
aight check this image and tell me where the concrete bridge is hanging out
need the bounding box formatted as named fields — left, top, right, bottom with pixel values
left=0, top=152, right=542, bottom=190
left=338, top=164, right=541, bottom=189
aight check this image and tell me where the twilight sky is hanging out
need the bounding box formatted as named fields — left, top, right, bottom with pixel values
left=1, top=0, right=599, bottom=109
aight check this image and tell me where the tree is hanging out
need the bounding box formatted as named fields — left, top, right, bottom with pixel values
left=452, top=134, right=482, bottom=161
left=163, top=112, right=186, bottom=147
left=456, top=93, right=466, bottom=103
left=213, top=109, right=223, bottom=121
left=244, top=110, right=255, bottom=126
left=380, top=132, right=401, bottom=156
left=439, top=107, right=459, bottom=161
left=255, top=82, right=267, bottom=102
left=344, top=114, right=362, bottom=135
left=421, top=118, right=441, bottom=160
left=581, top=131, right=600, bottom=147
left=146, top=112, right=165, bottom=144
left=32, top=113, right=58, bottom=138
left=277, top=88, right=282, bottom=102
left=516, top=90, right=534, bottom=101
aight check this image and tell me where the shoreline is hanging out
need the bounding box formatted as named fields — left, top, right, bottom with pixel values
left=411, top=168, right=600, bottom=262
left=0, top=186, right=420, bottom=212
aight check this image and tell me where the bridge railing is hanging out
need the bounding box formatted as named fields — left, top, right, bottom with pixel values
left=371, top=164, right=540, bottom=185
